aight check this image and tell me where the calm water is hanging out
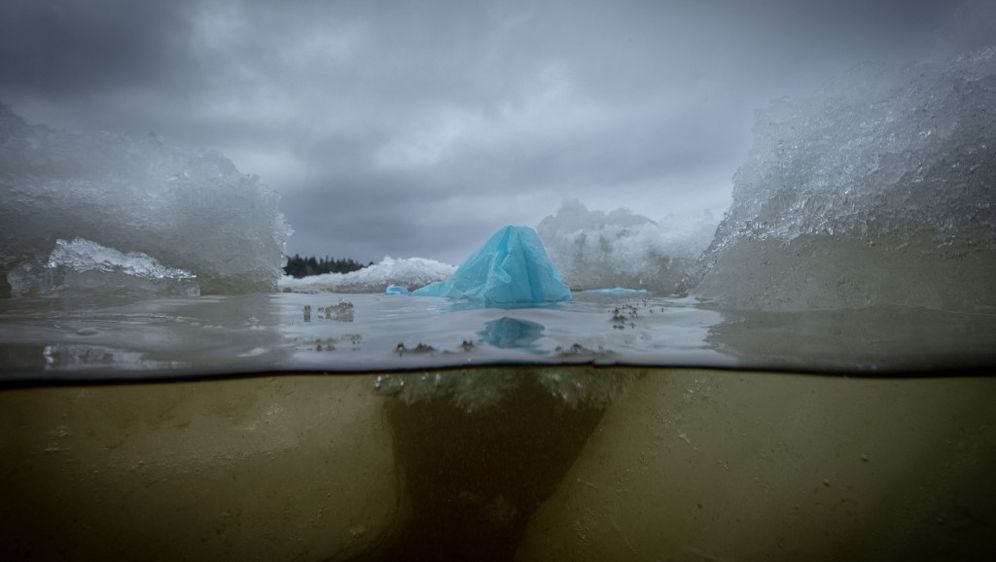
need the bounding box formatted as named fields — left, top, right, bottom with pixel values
left=1, top=292, right=994, bottom=383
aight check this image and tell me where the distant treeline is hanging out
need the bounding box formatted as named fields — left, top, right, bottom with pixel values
left=283, top=254, right=371, bottom=278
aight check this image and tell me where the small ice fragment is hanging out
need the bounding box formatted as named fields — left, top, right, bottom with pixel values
left=578, top=287, right=649, bottom=296
left=385, top=284, right=411, bottom=295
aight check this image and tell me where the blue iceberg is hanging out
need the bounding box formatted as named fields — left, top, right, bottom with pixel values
left=413, top=225, right=572, bottom=305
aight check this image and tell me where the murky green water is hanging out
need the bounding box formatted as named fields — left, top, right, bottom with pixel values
left=1, top=368, right=995, bottom=561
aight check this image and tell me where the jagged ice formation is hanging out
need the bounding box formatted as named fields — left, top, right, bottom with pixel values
left=0, top=104, right=289, bottom=295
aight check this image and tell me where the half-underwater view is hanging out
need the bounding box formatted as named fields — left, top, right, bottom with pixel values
left=2, top=1, right=995, bottom=560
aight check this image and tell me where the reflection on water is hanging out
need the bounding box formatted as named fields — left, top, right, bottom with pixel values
left=1, top=292, right=995, bottom=381
left=479, top=317, right=545, bottom=350
left=42, top=344, right=185, bottom=371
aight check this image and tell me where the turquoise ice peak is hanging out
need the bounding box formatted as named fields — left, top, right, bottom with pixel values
left=413, top=225, right=572, bottom=305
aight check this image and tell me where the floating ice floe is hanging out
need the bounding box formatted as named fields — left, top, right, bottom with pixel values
left=577, top=287, right=649, bottom=297
left=413, top=225, right=572, bottom=305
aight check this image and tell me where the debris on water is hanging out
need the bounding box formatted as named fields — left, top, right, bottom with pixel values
left=554, top=343, right=611, bottom=359
left=302, top=334, right=362, bottom=353
left=344, top=334, right=362, bottom=349
left=319, top=300, right=354, bottom=322
left=396, top=342, right=436, bottom=356
left=556, top=343, right=587, bottom=355
left=610, top=304, right=639, bottom=329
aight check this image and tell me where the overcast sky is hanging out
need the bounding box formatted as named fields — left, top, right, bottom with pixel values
left=0, top=0, right=968, bottom=263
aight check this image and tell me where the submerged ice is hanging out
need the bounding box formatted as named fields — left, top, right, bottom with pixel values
left=413, top=226, right=572, bottom=305
left=7, top=238, right=199, bottom=298
left=0, top=104, right=289, bottom=296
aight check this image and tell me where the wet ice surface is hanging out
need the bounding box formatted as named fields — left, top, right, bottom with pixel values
left=0, top=103, right=289, bottom=294
left=0, top=292, right=993, bottom=382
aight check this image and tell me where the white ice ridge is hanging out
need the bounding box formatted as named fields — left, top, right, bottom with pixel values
left=7, top=238, right=200, bottom=298
left=48, top=238, right=196, bottom=279
left=537, top=200, right=717, bottom=294
left=0, top=104, right=289, bottom=295
left=278, top=256, right=456, bottom=294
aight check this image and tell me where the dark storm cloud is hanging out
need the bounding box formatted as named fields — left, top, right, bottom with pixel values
left=0, top=0, right=197, bottom=93
left=0, top=0, right=969, bottom=263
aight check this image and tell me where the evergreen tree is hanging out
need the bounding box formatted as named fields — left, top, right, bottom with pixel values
left=283, top=253, right=368, bottom=278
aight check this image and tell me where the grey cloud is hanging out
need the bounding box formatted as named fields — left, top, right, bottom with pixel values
left=0, top=0, right=198, bottom=94
left=0, top=0, right=970, bottom=264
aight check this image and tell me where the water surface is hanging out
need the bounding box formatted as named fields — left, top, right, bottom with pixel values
left=1, top=292, right=994, bottom=382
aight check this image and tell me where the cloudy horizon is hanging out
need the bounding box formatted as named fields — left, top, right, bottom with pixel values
left=0, top=0, right=967, bottom=264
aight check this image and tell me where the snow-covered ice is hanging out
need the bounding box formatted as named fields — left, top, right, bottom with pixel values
left=537, top=200, right=716, bottom=294
left=279, top=256, right=455, bottom=294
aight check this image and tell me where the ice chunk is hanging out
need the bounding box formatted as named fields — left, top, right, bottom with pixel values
left=412, top=226, right=571, bottom=305
left=0, top=104, right=289, bottom=296
left=577, top=287, right=649, bottom=297
left=695, top=38, right=996, bottom=311
left=385, top=284, right=411, bottom=295
left=279, top=256, right=455, bottom=294
left=7, top=238, right=199, bottom=298
left=537, top=200, right=717, bottom=294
